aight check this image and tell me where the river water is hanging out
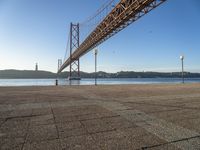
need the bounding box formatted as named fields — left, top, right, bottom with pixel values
left=0, top=78, right=200, bottom=86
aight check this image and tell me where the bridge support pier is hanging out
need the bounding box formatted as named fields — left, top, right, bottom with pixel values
left=69, top=23, right=81, bottom=80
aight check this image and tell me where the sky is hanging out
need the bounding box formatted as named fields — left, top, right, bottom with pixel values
left=0, top=0, right=200, bottom=73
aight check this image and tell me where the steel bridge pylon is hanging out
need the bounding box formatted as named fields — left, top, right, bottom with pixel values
left=69, top=23, right=80, bottom=80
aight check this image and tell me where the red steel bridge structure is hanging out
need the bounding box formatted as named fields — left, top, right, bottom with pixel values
left=58, top=0, right=166, bottom=79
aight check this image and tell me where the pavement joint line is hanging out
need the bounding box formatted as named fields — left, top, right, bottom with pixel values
left=146, top=108, right=186, bottom=114
left=86, top=128, right=117, bottom=135
left=50, top=103, right=62, bottom=148
left=4, top=114, right=42, bottom=121
left=77, top=115, right=120, bottom=122
left=53, top=115, right=120, bottom=124
left=21, top=110, right=32, bottom=150
left=141, top=135, right=200, bottom=149
left=56, top=112, right=96, bottom=118
left=96, top=100, right=200, bottom=150
left=0, top=102, right=52, bottom=112
left=60, top=132, right=89, bottom=138
left=124, top=101, right=192, bottom=109
left=0, top=119, right=6, bottom=128
left=0, top=101, right=91, bottom=112
left=21, top=93, right=38, bottom=150
left=22, top=137, right=61, bottom=146
left=123, top=93, right=200, bottom=102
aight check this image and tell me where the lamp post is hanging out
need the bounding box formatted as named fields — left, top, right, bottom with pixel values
left=56, top=59, right=62, bottom=86
left=180, top=55, right=184, bottom=84
left=94, top=49, right=98, bottom=86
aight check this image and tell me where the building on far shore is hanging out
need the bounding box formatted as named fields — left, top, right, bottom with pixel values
left=35, top=63, right=38, bottom=71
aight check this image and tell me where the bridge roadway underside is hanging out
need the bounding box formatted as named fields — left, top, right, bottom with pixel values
left=58, top=0, right=166, bottom=73
left=1, top=83, right=200, bottom=149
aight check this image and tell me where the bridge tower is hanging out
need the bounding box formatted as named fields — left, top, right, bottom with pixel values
left=69, top=23, right=80, bottom=80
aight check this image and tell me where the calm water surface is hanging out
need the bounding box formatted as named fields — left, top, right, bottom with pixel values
left=0, top=78, right=200, bottom=86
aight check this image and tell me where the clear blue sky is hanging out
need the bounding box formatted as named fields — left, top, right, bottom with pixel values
left=0, top=0, right=200, bottom=73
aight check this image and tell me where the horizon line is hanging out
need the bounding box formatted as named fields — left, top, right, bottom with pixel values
left=1, top=69, right=200, bottom=74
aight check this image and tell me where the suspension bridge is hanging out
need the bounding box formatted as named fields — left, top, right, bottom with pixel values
left=58, top=0, right=167, bottom=80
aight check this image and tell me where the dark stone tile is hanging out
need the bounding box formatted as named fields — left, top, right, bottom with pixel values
left=0, top=119, right=29, bottom=138
left=55, top=115, right=77, bottom=123
left=76, top=113, right=119, bottom=121
left=23, top=139, right=61, bottom=150
left=32, top=108, right=52, bottom=116
left=81, top=118, right=115, bottom=134
left=30, top=114, right=54, bottom=126
left=57, top=121, right=87, bottom=138
left=59, top=127, right=87, bottom=138
left=0, top=111, right=12, bottom=119
left=0, top=137, right=24, bottom=150
left=101, top=116, right=136, bottom=129
left=92, top=127, right=165, bottom=150
left=0, top=118, right=5, bottom=126
left=57, top=121, right=82, bottom=130
left=60, top=135, right=100, bottom=150
left=53, top=105, right=107, bottom=118
left=27, top=124, right=58, bottom=142
left=173, top=118, right=200, bottom=133
left=9, top=109, right=32, bottom=118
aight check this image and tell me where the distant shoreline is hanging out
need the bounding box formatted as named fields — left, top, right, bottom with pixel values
left=0, top=69, right=200, bottom=79
left=1, top=77, right=200, bottom=79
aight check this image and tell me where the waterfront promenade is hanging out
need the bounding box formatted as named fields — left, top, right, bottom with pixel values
left=0, top=84, right=200, bottom=149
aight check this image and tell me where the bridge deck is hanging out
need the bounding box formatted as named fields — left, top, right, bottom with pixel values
left=58, top=0, right=166, bottom=73
left=1, top=84, right=200, bottom=149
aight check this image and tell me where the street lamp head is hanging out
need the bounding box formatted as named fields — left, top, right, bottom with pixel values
left=180, top=55, right=184, bottom=60
left=94, top=49, right=98, bottom=55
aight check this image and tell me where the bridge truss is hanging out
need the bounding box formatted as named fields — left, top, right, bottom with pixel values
left=58, top=0, right=166, bottom=75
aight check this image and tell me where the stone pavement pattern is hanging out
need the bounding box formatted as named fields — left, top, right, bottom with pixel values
left=0, top=84, right=200, bottom=150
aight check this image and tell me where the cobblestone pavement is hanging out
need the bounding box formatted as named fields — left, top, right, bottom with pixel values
left=0, top=84, right=200, bottom=150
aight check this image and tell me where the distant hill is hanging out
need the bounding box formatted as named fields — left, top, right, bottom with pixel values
left=0, top=69, right=200, bottom=79
left=0, top=70, right=56, bottom=79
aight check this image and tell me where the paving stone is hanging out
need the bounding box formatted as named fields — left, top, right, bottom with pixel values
left=75, top=113, right=105, bottom=121
left=120, top=126, right=151, bottom=138
left=92, top=130, right=165, bottom=150
left=90, top=127, right=150, bottom=149
left=53, top=106, right=84, bottom=114
left=57, top=121, right=82, bottom=130
left=144, top=145, right=181, bottom=150
left=60, top=135, right=100, bottom=150
left=57, top=121, right=87, bottom=138
left=151, top=109, right=200, bottom=123
left=9, top=109, right=32, bottom=118
left=27, top=124, right=58, bottom=142
left=100, top=116, right=136, bottom=129
left=0, top=137, right=24, bottom=150
left=0, top=118, right=5, bottom=126
left=30, top=114, right=54, bottom=126
left=76, top=112, right=119, bottom=121
left=59, top=127, right=87, bottom=138
left=124, top=103, right=181, bottom=114
left=23, top=139, right=62, bottom=150
left=32, top=108, right=52, bottom=116
left=0, top=110, right=12, bottom=119
left=55, top=115, right=77, bottom=123
left=0, top=119, right=29, bottom=138
left=81, top=118, right=115, bottom=134
left=53, top=105, right=106, bottom=116
left=54, top=105, right=118, bottom=122
left=173, top=118, right=200, bottom=133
